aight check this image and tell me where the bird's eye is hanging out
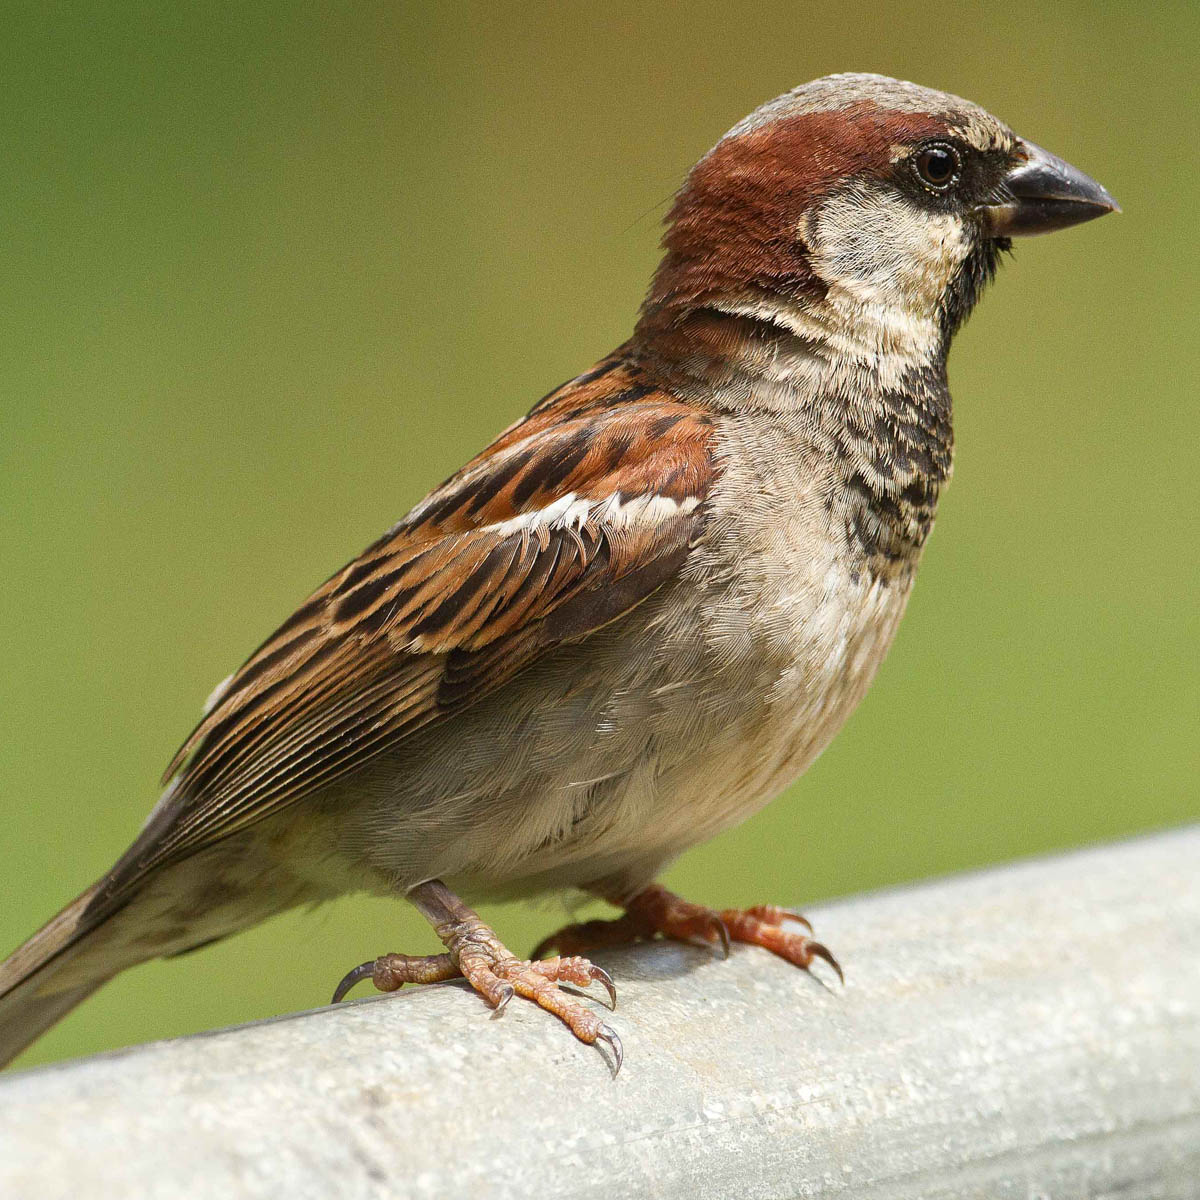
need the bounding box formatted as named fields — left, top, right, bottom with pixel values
left=914, top=144, right=961, bottom=190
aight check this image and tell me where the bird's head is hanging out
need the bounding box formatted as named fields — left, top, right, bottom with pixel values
left=639, top=73, right=1117, bottom=364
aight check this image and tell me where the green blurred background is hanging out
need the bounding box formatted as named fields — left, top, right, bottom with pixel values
left=2, top=1, right=1196, bottom=1071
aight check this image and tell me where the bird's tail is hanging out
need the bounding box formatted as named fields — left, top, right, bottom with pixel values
left=2, top=830, right=323, bottom=1069
left=0, top=883, right=116, bottom=1069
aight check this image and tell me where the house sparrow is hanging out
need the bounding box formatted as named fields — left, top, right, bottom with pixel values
left=0, top=73, right=1116, bottom=1072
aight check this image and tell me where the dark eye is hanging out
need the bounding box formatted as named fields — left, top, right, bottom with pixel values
left=914, top=143, right=961, bottom=190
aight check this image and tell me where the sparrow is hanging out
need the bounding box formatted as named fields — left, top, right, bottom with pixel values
left=0, top=73, right=1117, bottom=1072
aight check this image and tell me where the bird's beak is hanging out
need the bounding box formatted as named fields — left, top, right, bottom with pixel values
left=979, top=139, right=1120, bottom=238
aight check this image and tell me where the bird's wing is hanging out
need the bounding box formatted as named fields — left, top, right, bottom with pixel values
left=96, top=365, right=717, bottom=904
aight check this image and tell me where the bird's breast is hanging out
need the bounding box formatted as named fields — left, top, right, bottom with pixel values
left=336, top=407, right=936, bottom=896
left=623, top=417, right=924, bottom=854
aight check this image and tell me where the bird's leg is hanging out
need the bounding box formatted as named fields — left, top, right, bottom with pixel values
left=331, top=880, right=621, bottom=1070
left=534, top=883, right=843, bottom=982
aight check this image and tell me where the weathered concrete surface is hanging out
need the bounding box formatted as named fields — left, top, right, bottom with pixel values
left=1, top=827, right=1197, bottom=1199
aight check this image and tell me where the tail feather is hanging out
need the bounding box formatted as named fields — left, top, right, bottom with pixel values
left=2, top=839, right=317, bottom=1068
left=0, top=979, right=110, bottom=1069
left=0, top=884, right=114, bottom=1069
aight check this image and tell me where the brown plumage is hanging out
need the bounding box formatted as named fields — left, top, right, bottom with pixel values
left=126, top=395, right=717, bottom=893
left=1, top=73, right=1117, bottom=1071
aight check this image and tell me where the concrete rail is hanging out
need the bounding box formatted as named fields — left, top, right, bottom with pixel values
left=1, top=826, right=1197, bottom=1199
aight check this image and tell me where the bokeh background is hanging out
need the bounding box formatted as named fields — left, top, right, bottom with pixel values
left=2, top=1, right=1196, bottom=1071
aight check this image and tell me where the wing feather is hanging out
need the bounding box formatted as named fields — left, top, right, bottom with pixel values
left=94, top=366, right=717, bottom=908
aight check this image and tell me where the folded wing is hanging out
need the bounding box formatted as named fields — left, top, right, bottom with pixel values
left=95, top=366, right=717, bottom=909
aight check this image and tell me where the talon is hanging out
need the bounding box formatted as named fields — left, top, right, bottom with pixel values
left=808, top=941, right=844, bottom=984
left=711, top=915, right=731, bottom=959
left=331, top=960, right=376, bottom=1004
left=741, top=903, right=814, bottom=933
left=377, top=884, right=629, bottom=1068
left=595, top=1023, right=623, bottom=1075
left=614, top=884, right=842, bottom=990
left=782, top=908, right=814, bottom=933
left=589, top=964, right=618, bottom=1009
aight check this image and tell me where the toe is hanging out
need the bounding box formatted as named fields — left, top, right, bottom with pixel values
left=525, top=955, right=618, bottom=1008
left=492, top=958, right=615, bottom=1046
left=331, top=950, right=462, bottom=1003
left=741, top=904, right=814, bottom=933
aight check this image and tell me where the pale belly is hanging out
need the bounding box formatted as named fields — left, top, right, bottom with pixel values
left=658, top=569, right=909, bottom=851
left=559, top=556, right=914, bottom=887
left=341, top=547, right=916, bottom=901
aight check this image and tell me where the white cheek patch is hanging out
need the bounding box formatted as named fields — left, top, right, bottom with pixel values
left=808, top=185, right=969, bottom=310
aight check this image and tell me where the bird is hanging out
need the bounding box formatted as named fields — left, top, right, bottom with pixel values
left=0, top=73, right=1117, bottom=1072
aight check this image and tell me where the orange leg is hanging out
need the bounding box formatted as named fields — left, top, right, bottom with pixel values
left=534, top=883, right=842, bottom=982
left=332, top=881, right=621, bottom=1072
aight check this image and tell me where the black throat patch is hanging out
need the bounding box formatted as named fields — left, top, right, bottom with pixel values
left=835, top=362, right=954, bottom=578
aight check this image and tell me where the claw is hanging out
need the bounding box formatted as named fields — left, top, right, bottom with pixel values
left=493, top=982, right=515, bottom=1015
left=589, top=964, right=618, bottom=1010
left=595, top=1023, right=623, bottom=1076
left=331, top=960, right=376, bottom=1004
left=782, top=908, right=814, bottom=934
left=808, top=941, right=845, bottom=985
left=710, top=915, right=731, bottom=959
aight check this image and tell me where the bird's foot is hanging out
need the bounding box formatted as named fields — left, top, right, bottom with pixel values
left=332, top=883, right=621, bottom=1072
left=716, top=904, right=843, bottom=982
left=534, top=884, right=842, bottom=983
